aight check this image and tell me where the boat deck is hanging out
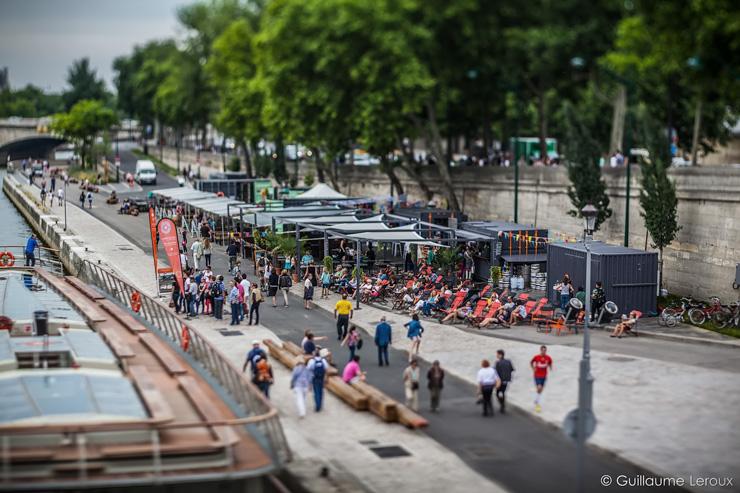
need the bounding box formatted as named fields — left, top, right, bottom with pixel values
left=1, top=269, right=276, bottom=487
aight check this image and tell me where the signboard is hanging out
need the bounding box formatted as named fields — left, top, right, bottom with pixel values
left=156, top=218, right=184, bottom=294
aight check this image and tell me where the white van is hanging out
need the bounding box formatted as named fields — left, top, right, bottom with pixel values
left=134, top=160, right=157, bottom=185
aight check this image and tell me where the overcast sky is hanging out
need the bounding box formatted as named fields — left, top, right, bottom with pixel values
left=0, top=0, right=189, bottom=92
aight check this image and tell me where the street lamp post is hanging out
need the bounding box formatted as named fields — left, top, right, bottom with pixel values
left=575, top=203, right=598, bottom=493
left=63, top=178, right=68, bottom=231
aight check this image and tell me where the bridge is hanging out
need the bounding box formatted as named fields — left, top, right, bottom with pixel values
left=0, top=117, right=66, bottom=163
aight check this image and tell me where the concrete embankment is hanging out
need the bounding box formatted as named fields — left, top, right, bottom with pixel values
left=2, top=173, right=153, bottom=293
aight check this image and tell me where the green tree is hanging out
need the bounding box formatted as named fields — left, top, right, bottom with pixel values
left=207, top=18, right=264, bottom=177
left=565, top=98, right=612, bottom=231
left=639, top=159, right=680, bottom=290
left=0, top=85, right=63, bottom=117
left=51, top=100, right=118, bottom=167
left=62, top=58, right=109, bottom=110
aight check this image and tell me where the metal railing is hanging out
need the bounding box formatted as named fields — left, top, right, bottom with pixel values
left=77, top=260, right=291, bottom=465
left=0, top=245, right=63, bottom=277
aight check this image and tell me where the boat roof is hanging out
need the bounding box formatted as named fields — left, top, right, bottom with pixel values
left=0, top=271, right=84, bottom=323
left=0, top=370, right=148, bottom=426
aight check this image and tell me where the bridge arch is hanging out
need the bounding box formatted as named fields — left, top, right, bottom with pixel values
left=0, top=135, right=67, bottom=163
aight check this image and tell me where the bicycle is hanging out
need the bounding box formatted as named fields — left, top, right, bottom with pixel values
left=659, top=297, right=698, bottom=327
left=714, top=301, right=740, bottom=329
left=687, top=296, right=731, bottom=325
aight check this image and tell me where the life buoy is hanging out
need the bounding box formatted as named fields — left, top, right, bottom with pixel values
left=181, top=324, right=190, bottom=352
left=0, top=251, right=15, bottom=268
left=130, top=290, right=142, bottom=313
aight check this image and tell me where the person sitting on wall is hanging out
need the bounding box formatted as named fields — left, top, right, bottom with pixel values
left=610, top=311, right=640, bottom=338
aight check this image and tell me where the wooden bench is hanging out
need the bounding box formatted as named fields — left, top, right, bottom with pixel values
left=177, top=375, right=238, bottom=446
left=325, top=376, right=368, bottom=411
left=263, top=339, right=297, bottom=369
left=138, top=333, right=187, bottom=375
left=396, top=403, right=429, bottom=429
left=128, top=365, right=174, bottom=423
left=96, top=326, right=135, bottom=359
left=98, top=299, right=147, bottom=333
left=65, top=276, right=106, bottom=300
left=352, top=381, right=398, bottom=422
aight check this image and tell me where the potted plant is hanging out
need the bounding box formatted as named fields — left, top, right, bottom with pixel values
left=433, top=247, right=459, bottom=284
left=489, top=265, right=502, bottom=286
left=323, top=255, right=333, bottom=274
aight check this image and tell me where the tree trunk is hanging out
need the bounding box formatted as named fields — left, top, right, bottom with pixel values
left=690, top=96, right=703, bottom=166
left=537, top=92, right=548, bottom=162
left=610, top=84, right=627, bottom=154
left=423, top=102, right=460, bottom=211
left=381, top=157, right=404, bottom=197
left=240, top=139, right=253, bottom=178
left=312, top=148, right=340, bottom=191
left=398, top=137, right=433, bottom=201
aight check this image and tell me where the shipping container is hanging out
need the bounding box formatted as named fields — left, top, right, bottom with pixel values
left=546, top=241, right=658, bottom=315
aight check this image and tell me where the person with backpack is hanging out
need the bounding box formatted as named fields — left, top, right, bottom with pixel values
left=254, top=355, right=274, bottom=398
left=290, top=356, right=311, bottom=418
left=212, top=275, right=225, bottom=320
left=248, top=283, right=263, bottom=325
left=306, top=351, right=329, bottom=412
left=278, top=269, right=292, bottom=307
left=242, top=340, right=266, bottom=377
left=268, top=268, right=280, bottom=307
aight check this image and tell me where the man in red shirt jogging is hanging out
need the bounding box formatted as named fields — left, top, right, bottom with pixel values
left=530, top=345, right=553, bottom=413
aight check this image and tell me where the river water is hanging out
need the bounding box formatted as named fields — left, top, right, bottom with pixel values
left=0, top=169, right=35, bottom=247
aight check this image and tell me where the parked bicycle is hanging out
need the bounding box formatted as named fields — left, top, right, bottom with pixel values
left=687, top=296, right=731, bottom=325
left=714, top=301, right=740, bottom=329
left=659, top=297, right=699, bottom=327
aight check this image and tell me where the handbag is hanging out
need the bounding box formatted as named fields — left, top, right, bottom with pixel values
left=411, top=381, right=419, bottom=391
left=357, top=338, right=363, bottom=350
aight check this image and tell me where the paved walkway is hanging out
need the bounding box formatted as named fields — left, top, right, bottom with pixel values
left=298, top=290, right=740, bottom=491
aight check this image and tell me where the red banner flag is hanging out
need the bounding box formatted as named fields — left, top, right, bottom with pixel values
left=148, top=207, right=159, bottom=272
left=157, top=218, right=185, bottom=295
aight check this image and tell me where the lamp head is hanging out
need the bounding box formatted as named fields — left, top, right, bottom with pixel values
left=581, top=204, right=598, bottom=234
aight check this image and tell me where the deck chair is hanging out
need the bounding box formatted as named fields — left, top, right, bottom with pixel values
left=437, top=291, right=467, bottom=319
left=466, top=299, right=490, bottom=325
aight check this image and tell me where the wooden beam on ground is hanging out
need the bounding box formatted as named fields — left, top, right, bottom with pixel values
left=325, top=376, right=368, bottom=411
left=395, top=403, right=429, bottom=429
left=351, top=380, right=398, bottom=422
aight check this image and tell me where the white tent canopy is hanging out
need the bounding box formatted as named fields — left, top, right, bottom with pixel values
left=295, top=183, right=347, bottom=200
left=153, top=187, right=215, bottom=201
left=345, top=228, right=446, bottom=247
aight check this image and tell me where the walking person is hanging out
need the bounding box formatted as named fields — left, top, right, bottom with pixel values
left=171, top=280, right=182, bottom=314
left=235, top=275, right=245, bottom=321
left=242, top=340, right=266, bottom=378
left=79, top=191, right=85, bottom=208
left=254, top=355, right=274, bottom=398
left=403, top=359, right=421, bottom=411
left=591, top=281, right=606, bottom=321
left=334, top=293, right=353, bottom=340
left=278, top=269, right=292, bottom=307
left=341, top=326, right=362, bottom=362
left=531, top=345, right=553, bottom=413
left=191, top=238, right=203, bottom=271
left=203, top=238, right=212, bottom=267
left=404, top=313, right=424, bottom=361
left=226, top=239, right=238, bottom=270
left=86, top=190, right=93, bottom=209
left=228, top=280, right=240, bottom=326
left=40, top=186, right=47, bottom=207
left=306, top=350, right=329, bottom=412
left=24, top=234, right=38, bottom=267
left=427, top=360, right=445, bottom=412
left=56, top=188, right=64, bottom=206
left=495, top=349, right=515, bottom=413
left=477, top=359, right=501, bottom=417
left=374, top=316, right=392, bottom=366
left=240, top=275, right=251, bottom=319
left=303, top=273, right=315, bottom=310
left=290, top=357, right=310, bottom=418
left=321, top=267, right=331, bottom=299
left=248, top=283, right=263, bottom=325
left=268, top=268, right=280, bottom=307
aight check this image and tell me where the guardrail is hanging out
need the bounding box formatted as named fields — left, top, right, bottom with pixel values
left=0, top=245, right=63, bottom=276
left=78, top=260, right=291, bottom=465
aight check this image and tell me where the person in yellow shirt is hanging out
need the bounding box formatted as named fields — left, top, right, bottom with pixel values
left=334, top=293, right=354, bottom=340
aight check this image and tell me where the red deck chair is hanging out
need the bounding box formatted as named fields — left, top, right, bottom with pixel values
left=438, top=291, right=466, bottom=319
left=465, top=299, right=490, bottom=325
left=526, top=298, right=548, bottom=321
left=479, top=284, right=492, bottom=299
left=475, top=299, right=502, bottom=323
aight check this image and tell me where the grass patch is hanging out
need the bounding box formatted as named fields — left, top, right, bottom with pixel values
left=68, top=165, right=109, bottom=184
left=131, top=149, right=179, bottom=177
left=657, top=294, right=739, bottom=338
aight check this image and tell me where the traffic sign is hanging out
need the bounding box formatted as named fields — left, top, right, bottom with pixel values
left=563, top=409, right=596, bottom=441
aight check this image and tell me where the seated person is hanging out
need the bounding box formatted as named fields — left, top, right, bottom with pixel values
left=479, top=298, right=514, bottom=329
left=119, top=198, right=130, bottom=214
left=610, top=311, right=639, bottom=338
left=441, top=301, right=473, bottom=324
left=508, top=300, right=528, bottom=326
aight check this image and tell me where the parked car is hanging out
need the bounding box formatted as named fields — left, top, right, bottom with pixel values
left=134, top=160, right=157, bottom=185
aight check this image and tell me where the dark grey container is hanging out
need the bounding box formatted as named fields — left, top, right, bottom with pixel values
left=546, top=241, right=658, bottom=315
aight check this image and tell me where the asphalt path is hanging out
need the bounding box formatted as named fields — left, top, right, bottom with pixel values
left=81, top=201, right=689, bottom=493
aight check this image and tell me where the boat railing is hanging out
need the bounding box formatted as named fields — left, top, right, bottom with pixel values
left=76, top=259, right=291, bottom=465
left=0, top=245, right=63, bottom=277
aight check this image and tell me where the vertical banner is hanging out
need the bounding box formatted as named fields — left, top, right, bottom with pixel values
left=148, top=207, right=160, bottom=296
left=157, top=218, right=185, bottom=295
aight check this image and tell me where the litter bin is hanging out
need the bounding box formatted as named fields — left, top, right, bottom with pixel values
left=33, top=310, right=48, bottom=337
